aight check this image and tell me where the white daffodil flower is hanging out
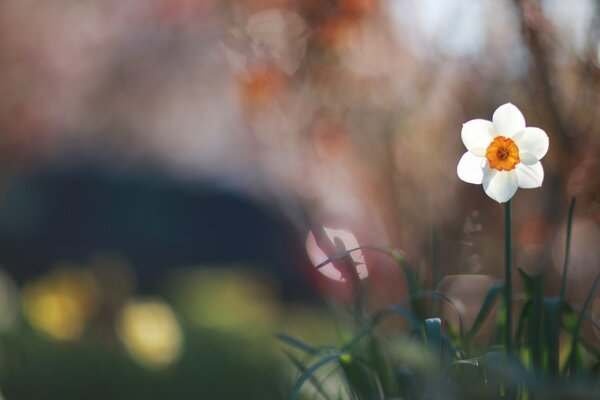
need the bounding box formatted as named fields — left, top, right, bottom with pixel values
left=457, top=103, right=549, bottom=203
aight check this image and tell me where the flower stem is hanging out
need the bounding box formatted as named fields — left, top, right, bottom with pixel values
left=559, top=197, right=576, bottom=305
left=504, top=200, right=513, bottom=355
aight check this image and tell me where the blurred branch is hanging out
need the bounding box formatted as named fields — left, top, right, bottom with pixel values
left=511, top=0, right=574, bottom=154
left=574, top=3, right=600, bottom=138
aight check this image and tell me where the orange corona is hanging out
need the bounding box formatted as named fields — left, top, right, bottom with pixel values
left=486, top=136, right=520, bottom=171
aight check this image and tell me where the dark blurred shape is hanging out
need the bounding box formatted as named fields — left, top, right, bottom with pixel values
left=0, top=165, right=314, bottom=299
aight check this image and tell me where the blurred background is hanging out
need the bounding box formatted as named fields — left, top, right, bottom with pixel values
left=0, top=0, right=599, bottom=398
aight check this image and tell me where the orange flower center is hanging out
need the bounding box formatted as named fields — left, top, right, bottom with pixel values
left=486, top=136, right=520, bottom=171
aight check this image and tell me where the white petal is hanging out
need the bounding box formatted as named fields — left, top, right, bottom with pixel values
left=457, top=152, right=484, bottom=184
left=461, top=119, right=496, bottom=152
left=515, top=127, right=549, bottom=160
left=493, top=103, right=525, bottom=137
left=512, top=130, right=525, bottom=141
left=516, top=161, right=544, bottom=189
left=519, top=152, right=538, bottom=165
left=483, top=169, right=519, bottom=203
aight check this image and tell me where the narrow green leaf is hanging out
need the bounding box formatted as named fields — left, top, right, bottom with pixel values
left=343, top=290, right=466, bottom=355
left=376, top=303, right=422, bottom=332
left=518, top=267, right=535, bottom=299
left=529, top=274, right=543, bottom=370
left=367, top=335, right=399, bottom=397
left=447, top=359, right=479, bottom=369
left=577, top=336, right=600, bottom=359
left=315, top=244, right=423, bottom=318
left=565, top=273, right=600, bottom=375
left=342, top=302, right=421, bottom=352
left=313, top=246, right=368, bottom=270
left=383, top=247, right=422, bottom=317
left=466, top=282, right=504, bottom=344
left=396, top=367, right=418, bottom=400
left=283, top=350, right=335, bottom=400
left=543, top=297, right=561, bottom=376
left=447, top=360, right=486, bottom=398
left=483, top=352, right=504, bottom=400
left=515, top=300, right=531, bottom=350
left=290, top=353, right=342, bottom=400
left=432, top=291, right=466, bottom=340
left=339, top=353, right=380, bottom=400
left=277, top=334, right=319, bottom=355
left=425, top=318, right=443, bottom=359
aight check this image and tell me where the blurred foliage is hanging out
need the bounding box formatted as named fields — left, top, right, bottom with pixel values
left=0, top=265, right=340, bottom=399
left=282, top=208, right=600, bottom=399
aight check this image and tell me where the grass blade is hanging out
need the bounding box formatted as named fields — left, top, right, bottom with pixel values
left=466, top=282, right=503, bottom=344
left=425, top=318, right=443, bottom=359
left=517, top=268, right=543, bottom=369
left=543, top=297, right=561, bottom=377
left=529, top=274, right=543, bottom=370
left=283, top=350, right=335, bottom=400
left=386, top=248, right=422, bottom=318
left=367, top=335, right=399, bottom=398
left=314, top=244, right=423, bottom=318
left=565, top=273, right=600, bottom=375
left=483, top=352, right=504, bottom=400
left=515, top=299, right=531, bottom=350
left=277, top=334, right=319, bottom=355
left=339, top=354, right=380, bottom=400
left=290, top=353, right=342, bottom=400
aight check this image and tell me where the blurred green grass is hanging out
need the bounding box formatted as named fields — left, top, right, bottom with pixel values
left=0, top=265, right=340, bottom=400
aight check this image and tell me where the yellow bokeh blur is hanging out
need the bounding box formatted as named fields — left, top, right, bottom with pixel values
left=117, top=298, right=183, bottom=369
left=167, top=268, right=279, bottom=335
left=22, top=267, right=98, bottom=341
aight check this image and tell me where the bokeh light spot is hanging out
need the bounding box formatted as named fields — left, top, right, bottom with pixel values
left=117, top=298, right=183, bottom=369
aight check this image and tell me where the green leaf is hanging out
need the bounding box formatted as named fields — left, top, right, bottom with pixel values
left=515, top=299, right=531, bottom=350
left=518, top=268, right=536, bottom=300
left=342, top=302, right=421, bottom=352
left=432, top=291, right=466, bottom=340
left=466, top=282, right=504, bottom=344
left=277, top=334, right=319, bottom=355
left=483, top=352, right=504, bottom=399
left=387, top=248, right=422, bottom=318
left=577, top=336, right=600, bottom=359
left=290, top=353, right=342, bottom=400
left=425, top=318, right=443, bottom=359
left=543, top=297, right=561, bottom=376
left=339, top=353, right=380, bottom=400
left=367, top=335, right=399, bottom=397
left=315, top=244, right=423, bottom=318
left=395, top=367, right=418, bottom=400
left=376, top=303, right=422, bottom=332
left=528, top=273, right=543, bottom=370
left=565, top=273, right=600, bottom=375
left=313, top=246, right=369, bottom=270
left=447, top=360, right=486, bottom=398
left=283, top=350, right=335, bottom=400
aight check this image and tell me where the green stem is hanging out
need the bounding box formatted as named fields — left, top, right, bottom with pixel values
left=504, top=200, right=513, bottom=355
left=559, top=197, right=576, bottom=305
